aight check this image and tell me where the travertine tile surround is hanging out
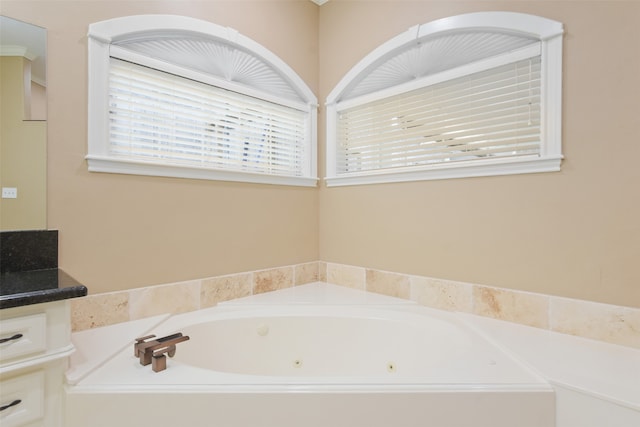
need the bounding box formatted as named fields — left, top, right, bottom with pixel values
left=71, top=262, right=318, bottom=331
left=71, top=261, right=640, bottom=349
left=324, top=262, right=639, bottom=349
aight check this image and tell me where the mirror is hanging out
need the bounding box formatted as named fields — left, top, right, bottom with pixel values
left=0, top=16, right=47, bottom=231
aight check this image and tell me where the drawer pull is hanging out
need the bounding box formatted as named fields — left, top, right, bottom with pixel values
left=0, top=333, right=23, bottom=344
left=0, top=399, right=22, bottom=411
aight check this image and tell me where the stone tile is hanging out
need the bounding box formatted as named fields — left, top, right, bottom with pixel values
left=326, top=263, right=365, bottom=290
left=67, top=261, right=640, bottom=349
left=294, top=262, right=319, bottom=285
left=70, top=291, right=129, bottom=332
left=473, top=285, right=549, bottom=329
left=201, top=273, right=252, bottom=308
left=366, top=269, right=410, bottom=299
left=550, top=297, right=640, bottom=349
left=129, top=280, right=201, bottom=320
left=318, top=261, right=327, bottom=282
left=411, top=276, right=473, bottom=312
left=253, top=267, right=294, bottom=294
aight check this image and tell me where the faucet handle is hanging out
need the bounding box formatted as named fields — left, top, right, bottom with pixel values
left=151, top=335, right=190, bottom=372
left=152, top=335, right=190, bottom=356
left=133, top=335, right=156, bottom=356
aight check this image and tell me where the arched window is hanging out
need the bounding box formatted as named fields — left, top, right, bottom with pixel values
left=87, top=15, right=317, bottom=187
left=325, top=12, right=564, bottom=186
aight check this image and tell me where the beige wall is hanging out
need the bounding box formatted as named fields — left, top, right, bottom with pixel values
left=0, top=56, right=47, bottom=230
left=319, top=1, right=640, bottom=308
left=2, top=1, right=638, bottom=308
left=1, top=1, right=319, bottom=292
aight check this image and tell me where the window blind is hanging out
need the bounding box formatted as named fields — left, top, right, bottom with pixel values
left=336, top=57, right=541, bottom=174
left=108, top=58, right=308, bottom=177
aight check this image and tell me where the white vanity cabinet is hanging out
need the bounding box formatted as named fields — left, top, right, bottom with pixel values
left=0, top=301, right=74, bottom=427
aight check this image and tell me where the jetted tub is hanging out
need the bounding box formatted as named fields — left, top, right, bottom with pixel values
left=65, top=283, right=555, bottom=427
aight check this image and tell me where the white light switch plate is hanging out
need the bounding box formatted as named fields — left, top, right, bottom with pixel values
left=2, top=187, right=18, bottom=198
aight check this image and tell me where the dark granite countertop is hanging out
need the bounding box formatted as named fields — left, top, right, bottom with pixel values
left=0, top=268, right=87, bottom=309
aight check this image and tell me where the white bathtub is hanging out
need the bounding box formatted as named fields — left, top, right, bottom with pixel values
left=65, top=284, right=555, bottom=427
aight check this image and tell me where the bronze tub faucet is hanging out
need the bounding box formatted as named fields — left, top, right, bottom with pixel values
left=134, top=333, right=190, bottom=372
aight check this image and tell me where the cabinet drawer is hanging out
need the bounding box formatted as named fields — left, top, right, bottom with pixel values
left=0, top=370, right=45, bottom=427
left=0, top=313, right=47, bottom=362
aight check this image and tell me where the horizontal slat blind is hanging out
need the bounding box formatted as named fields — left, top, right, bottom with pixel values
left=108, top=58, right=308, bottom=177
left=336, top=57, right=541, bottom=174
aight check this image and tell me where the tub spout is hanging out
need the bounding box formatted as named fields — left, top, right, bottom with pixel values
left=134, top=333, right=190, bottom=371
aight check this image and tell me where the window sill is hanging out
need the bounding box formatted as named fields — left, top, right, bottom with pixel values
left=86, top=156, right=318, bottom=187
left=324, top=155, right=563, bottom=187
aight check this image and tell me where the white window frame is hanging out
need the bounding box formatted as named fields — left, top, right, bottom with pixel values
left=325, top=12, right=564, bottom=187
left=87, top=15, right=318, bottom=187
